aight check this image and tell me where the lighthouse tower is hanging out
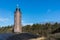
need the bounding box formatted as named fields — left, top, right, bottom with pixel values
left=14, top=5, right=22, bottom=33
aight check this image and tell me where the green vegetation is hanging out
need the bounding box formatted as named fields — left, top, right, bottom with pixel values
left=0, top=22, right=60, bottom=36
left=22, top=22, right=60, bottom=36
left=0, top=25, right=13, bottom=33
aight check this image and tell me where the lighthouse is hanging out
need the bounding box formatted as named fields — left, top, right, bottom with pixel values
left=14, top=5, right=22, bottom=33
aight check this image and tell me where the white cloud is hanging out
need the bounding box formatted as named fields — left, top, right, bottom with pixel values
left=0, top=18, right=9, bottom=22
left=22, top=20, right=24, bottom=23
left=22, top=23, right=33, bottom=26
left=22, top=20, right=33, bottom=26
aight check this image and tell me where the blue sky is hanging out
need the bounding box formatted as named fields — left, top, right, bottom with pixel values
left=0, top=0, right=60, bottom=26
